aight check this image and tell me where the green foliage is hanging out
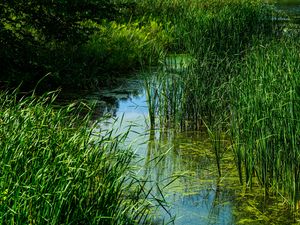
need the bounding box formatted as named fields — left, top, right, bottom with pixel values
left=0, top=0, right=141, bottom=88
left=135, top=0, right=277, bottom=53
left=0, top=91, right=153, bottom=224
left=81, top=20, right=172, bottom=73
left=0, top=0, right=127, bottom=43
left=0, top=0, right=278, bottom=89
left=229, top=38, right=300, bottom=206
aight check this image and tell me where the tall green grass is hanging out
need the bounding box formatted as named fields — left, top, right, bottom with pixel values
left=142, top=1, right=278, bottom=181
left=136, top=0, right=278, bottom=53
left=142, top=0, right=278, bottom=130
left=0, top=91, right=155, bottom=224
left=143, top=68, right=185, bottom=130
left=229, top=38, right=300, bottom=207
left=140, top=0, right=300, bottom=208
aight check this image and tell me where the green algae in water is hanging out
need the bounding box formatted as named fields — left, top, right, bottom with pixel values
left=130, top=120, right=300, bottom=224
left=61, top=72, right=300, bottom=224
left=233, top=191, right=300, bottom=224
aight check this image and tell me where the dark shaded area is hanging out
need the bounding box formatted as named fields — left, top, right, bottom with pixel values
left=0, top=0, right=137, bottom=91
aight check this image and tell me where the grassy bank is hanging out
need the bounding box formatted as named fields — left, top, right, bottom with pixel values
left=0, top=0, right=278, bottom=90
left=0, top=91, right=154, bottom=224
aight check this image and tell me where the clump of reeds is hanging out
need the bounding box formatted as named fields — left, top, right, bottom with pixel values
left=142, top=0, right=278, bottom=129
left=229, top=38, right=300, bottom=207
left=136, top=0, right=278, bottom=53
left=142, top=1, right=298, bottom=194
left=0, top=90, right=155, bottom=224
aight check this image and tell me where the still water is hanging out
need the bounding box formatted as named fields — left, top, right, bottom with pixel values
left=59, top=72, right=299, bottom=224
left=57, top=2, right=300, bottom=224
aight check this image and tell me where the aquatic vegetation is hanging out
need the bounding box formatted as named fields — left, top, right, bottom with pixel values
left=0, top=91, right=156, bottom=224
left=2, top=0, right=300, bottom=222
left=141, top=0, right=300, bottom=210
left=229, top=38, right=300, bottom=207
left=142, top=0, right=278, bottom=128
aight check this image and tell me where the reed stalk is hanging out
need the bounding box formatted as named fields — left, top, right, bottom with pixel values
left=0, top=90, right=156, bottom=224
left=229, top=38, right=300, bottom=206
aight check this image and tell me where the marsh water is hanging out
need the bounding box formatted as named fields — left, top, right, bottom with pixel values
left=60, top=71, right=298, bottom=224
left=57, top=2, right=300, bottom=224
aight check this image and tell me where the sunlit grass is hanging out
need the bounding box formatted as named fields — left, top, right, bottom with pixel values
left=141, top=0, right=300, bottom=208
left=0, top=90, right=154, bottom=224
left=229, top=38, right=300, bottom=207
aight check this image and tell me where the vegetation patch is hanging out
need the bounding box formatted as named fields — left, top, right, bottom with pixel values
left=0, top=91, right=154, bottom=224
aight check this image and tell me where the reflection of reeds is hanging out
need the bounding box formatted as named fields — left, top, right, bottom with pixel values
left=141, top=0, right=300, bottom=209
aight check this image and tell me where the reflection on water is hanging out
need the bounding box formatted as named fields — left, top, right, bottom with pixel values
left=84, top=76, right=237, bottom=224
left=269, top=0, right=300, bottom=25
left=76, top=74, right=299, bottom=224
left=144, top=130, right=236, bottom=225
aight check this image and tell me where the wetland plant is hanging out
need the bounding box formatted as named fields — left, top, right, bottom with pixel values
left=141, top=0, right=300, bottom=208
left=229, top=38, right=300, bottom=207
left=0, top=90, right=157, bottom=224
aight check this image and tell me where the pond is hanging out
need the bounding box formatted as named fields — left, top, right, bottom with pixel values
left=58, top=63, right=299, bottom=224
left=56, top=2, right=300, bottom=223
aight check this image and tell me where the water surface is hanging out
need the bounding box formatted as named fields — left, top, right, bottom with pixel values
left=56, top=5, right=300, bottom=221
left=70, top=71, right=299, bottom=224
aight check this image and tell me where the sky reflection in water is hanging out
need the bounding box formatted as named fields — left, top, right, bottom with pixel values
left=91, top=79, right=237, bottom=225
